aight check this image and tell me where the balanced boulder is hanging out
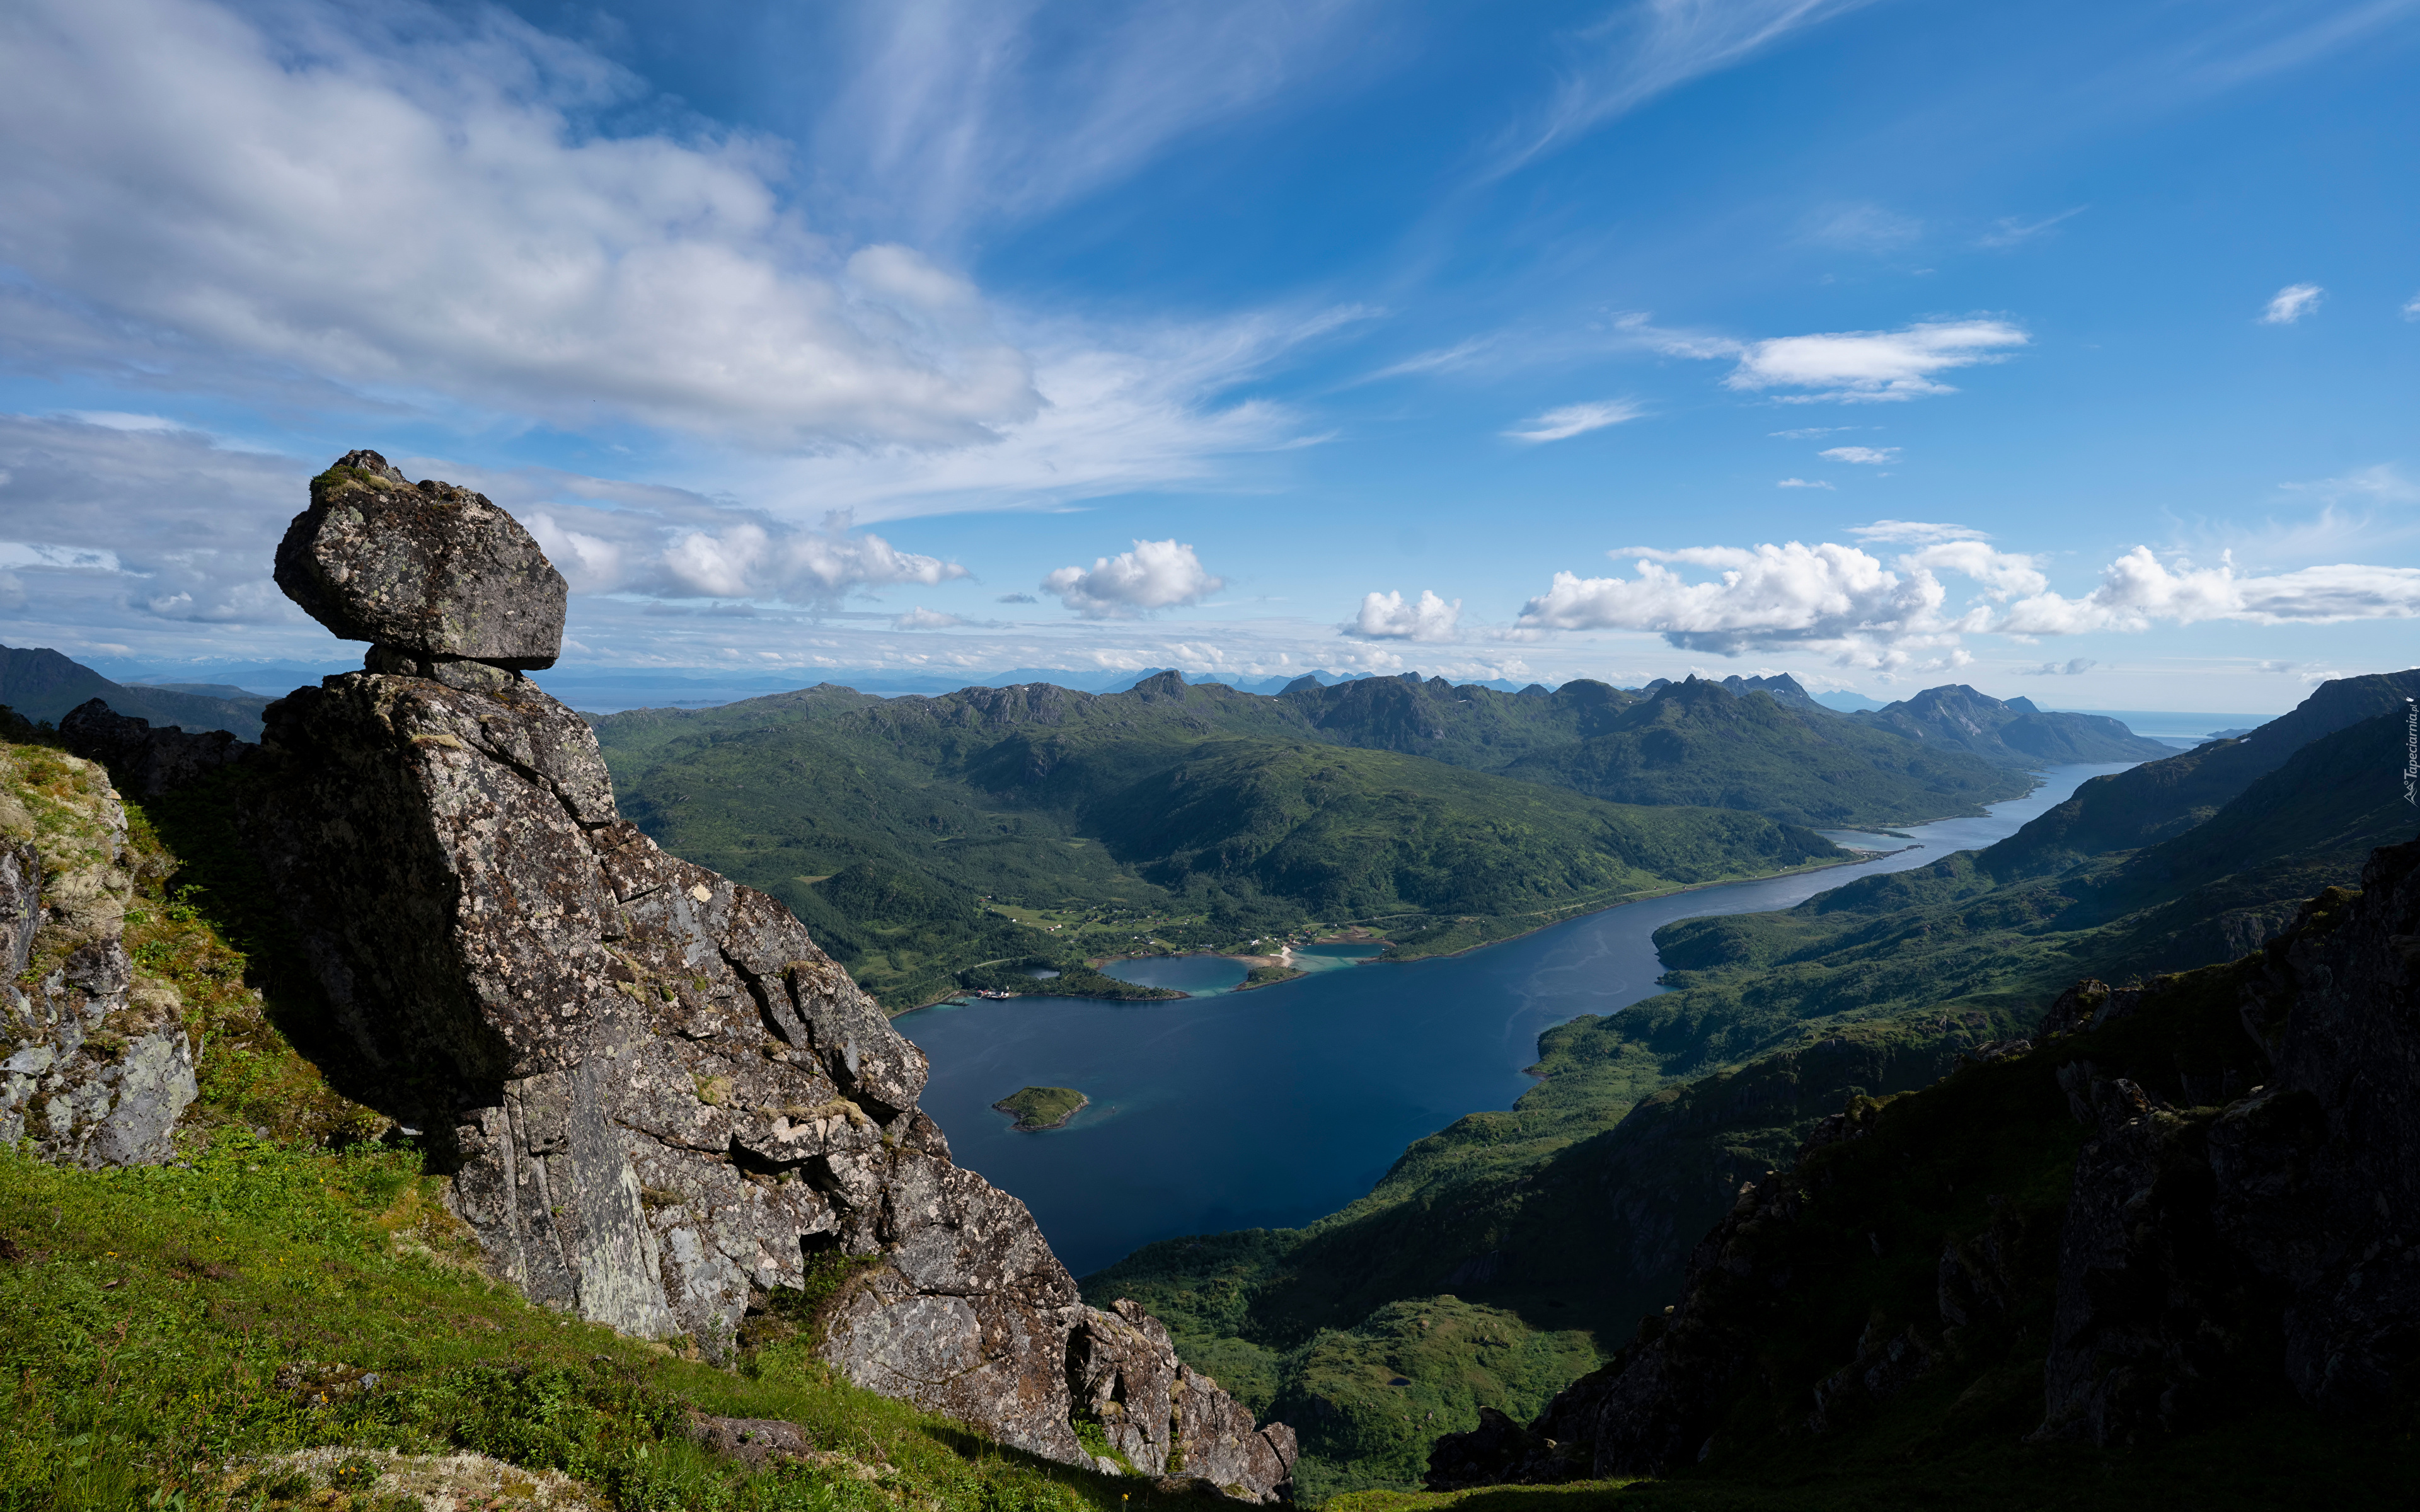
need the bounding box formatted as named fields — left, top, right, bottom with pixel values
left=274, top=450, right=567, bottom=670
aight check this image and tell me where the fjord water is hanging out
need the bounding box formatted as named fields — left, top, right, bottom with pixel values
left=898, top=764, right=2135, bottom=1274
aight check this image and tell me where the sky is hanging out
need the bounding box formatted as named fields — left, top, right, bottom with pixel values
left=3, top=0, right=2417, bottom=713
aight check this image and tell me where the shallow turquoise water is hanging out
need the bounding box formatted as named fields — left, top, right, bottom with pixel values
left=899, top=764, right=2132, bottom=1274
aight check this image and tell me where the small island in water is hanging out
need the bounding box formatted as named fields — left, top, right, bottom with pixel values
left=993, top=1085, right=1089, bottom=1131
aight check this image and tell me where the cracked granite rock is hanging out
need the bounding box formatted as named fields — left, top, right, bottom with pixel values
left=274, top=450, right=567, bottom=670
left=241, top=478, right=1294, bottom=1494
left=0, top=746, right=197, bottom=1166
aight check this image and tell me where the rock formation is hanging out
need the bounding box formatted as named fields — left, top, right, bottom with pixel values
left=0, top=742, right=197, bottom=1166
left=59, top=699, right=255, bottom=799
left=241, top=452, right=1295, bottom=1499
left=275, top=450, right=567, bottom=672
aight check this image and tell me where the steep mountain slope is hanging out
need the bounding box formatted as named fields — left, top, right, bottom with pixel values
left=0, top=643, right=272, bottom=739
left=1850, top=684, right=2174, bottom=767
left=1421, top=842, right=2420, bottom=1504
left=593, top=674, right=1843, bottom=1007
left=1085, top=672, right=2419, bottom=1500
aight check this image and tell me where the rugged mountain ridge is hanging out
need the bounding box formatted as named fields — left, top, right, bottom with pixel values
left=1850, top=683, right=2174, bottom=767
left=0, top=642, right=273, bottom=740
left=1427, top=830, right=2420, bottom=1485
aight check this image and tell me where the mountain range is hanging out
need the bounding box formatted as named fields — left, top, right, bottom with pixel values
left=1082, top=668, right=2420, bottom=1501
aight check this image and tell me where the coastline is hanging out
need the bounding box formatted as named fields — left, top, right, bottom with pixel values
left=889, top=849, right=1915, bottom=1016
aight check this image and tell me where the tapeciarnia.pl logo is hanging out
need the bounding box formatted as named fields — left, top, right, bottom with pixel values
left=2405, top=698, right=2417, bottom=807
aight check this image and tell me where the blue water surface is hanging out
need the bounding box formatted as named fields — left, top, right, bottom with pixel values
left=898, top=764, right=2132, bottom=1274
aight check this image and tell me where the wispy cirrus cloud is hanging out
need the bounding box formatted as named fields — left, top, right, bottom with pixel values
left=2259, top=284, right=2325, bottom=324
left=1491, top=0, right=1882, bottom=176
left=1684, top=319, right=2029, bottom=403
left=1504, top=399, right=1644, bottom=442
left=1978, top=207, right=2086, bottom=248
left=1820, top=445, right=1899, bottom=464
left=1850, top=520, right=1988, bottom=545
left=1777, top=478, right=1834, bottom=490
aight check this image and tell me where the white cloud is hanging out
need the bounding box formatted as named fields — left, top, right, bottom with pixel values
left=1493, top=0, right=1883, bottom=176
left=1513, top=530, right=2420, bottom=670
left=1504, top=399, right=1644, bottom=442
left=1978, top=207, right=2085, bottom=248
left=1709, top=319, right=2029, bottom=403
left=2404, top=292, right=2420, bottom=321
left=1347, top=590, right=1462, bottom=642
left=1999, top=547, right=2420, bottom=633
left=1776, top=478, right=1835, bottom=490
left=1770, top=425, right=1864, bottom=439
left=2022, top=657, right=2097, bottom=676
left=2280, top=462, right=2420, bottom=506
left=1043, top=539, right=1225, bottom=619
left=1850, top=520, right=1988, bottom=544
left=0, top=573, right=25, bottom=612
left=525, top=507, right=966, bottom=609
left=996, top=592, right=1040, bottom=605
left=0, top=0, right=1041, bottom=448
left=892, top=607, right=969, bottom=630
left=2259, top=284, right=2325, bottom=324
left=1819, top=445, right=1900, bottom=464
left=810, top=0, right=1373, bottom=245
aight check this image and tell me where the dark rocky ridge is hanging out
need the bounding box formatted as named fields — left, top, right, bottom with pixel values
left=229, top=454, right=1296, bottom=1499
left=1426, top=831, right=2420, bottom=1485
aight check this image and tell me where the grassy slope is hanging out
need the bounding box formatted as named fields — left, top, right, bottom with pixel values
left=0, top=733, right=1207, bottom=1512
left=1323, top=945, right=2420, bottom=1509
left=1083, top=682, right=2420, bottom=1502
left=591, top=679, right=1841, bottom=1010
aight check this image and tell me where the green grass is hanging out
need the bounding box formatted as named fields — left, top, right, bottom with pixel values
left=991, top=1088, right=1088, bottom=1131
left=590, top=680, right=1841, bottom=1010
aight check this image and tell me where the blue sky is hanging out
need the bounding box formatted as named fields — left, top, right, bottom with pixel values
left=2, top=0, right=2416, bottom=711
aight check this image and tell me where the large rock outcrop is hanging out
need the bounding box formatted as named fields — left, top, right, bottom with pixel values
left=274, top=450, right=567, bottom=670
left=0, top=742, right=197, bottom=1166
left=241, top=454, right=1294, bottom=1499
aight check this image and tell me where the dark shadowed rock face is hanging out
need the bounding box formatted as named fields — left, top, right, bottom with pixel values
left=242, top=665, right=1294, bottom=1498
left=60, top=699, right=254, bottom=799
left=274, top=450, right=567, bottom=670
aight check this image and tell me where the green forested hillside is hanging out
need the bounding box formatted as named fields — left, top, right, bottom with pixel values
left=1277, top=674, right=2031, bottom=825
left=1081, top=671, right=2420, bottom=1501
left=589, top=674, right=1845, bottom=1008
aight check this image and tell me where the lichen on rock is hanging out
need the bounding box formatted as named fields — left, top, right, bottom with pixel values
left=0, top=740, right=197, bottom=1166
left=229, top=450, right=1296, bottom=1499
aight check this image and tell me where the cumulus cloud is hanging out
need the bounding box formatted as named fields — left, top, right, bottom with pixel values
left=2259, top=284, right=2325, bottom=324
left=892, top=607, right=969, bottom=630
left=2404, top=293, right=2420, bottom=321
left=1777, top=478, right=1835, bottom=490
left=1820, top=445, right=1899, bottom=464
left=1998, top=548, right=2420, bottom=633
left=0, top=0, right=1039, bottom=447
left=1850, top=520, right=1988, bottom=544
left=1504, top=399, right=1644, bottom=442
left=526, top=507, right=965, bottom=610
left=1514, top=532, right=2420, bottom=670
left=2022, top=657, right=2097, bottom=676
left=1347, top=590, right=1461, bottom=642
left=0, top=573, right=26, bottom=612
left=1042, top=540, right=1224, bottom=618
left=996, top=592, right=1040, bottom=604
left=1689, top=319, right=2029, bottom=403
